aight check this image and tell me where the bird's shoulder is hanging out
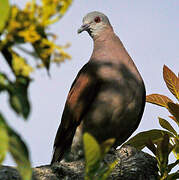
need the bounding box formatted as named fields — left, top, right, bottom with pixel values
left=69, top=61, right=98, bottom=91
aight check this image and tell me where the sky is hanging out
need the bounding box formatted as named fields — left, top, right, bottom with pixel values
left=1, top=0, right=179, bottom=167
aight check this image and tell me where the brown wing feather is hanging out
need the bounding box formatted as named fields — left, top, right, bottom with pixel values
left=51, top=62, right=99, bottom=163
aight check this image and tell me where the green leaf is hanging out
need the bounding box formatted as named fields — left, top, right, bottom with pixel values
left=9, top=77, right=31, bottom=119
left=158, top=117, right=177, bottom=136
left=83, top=134, right=117, bottom=180
left=83, top=133, right=101, bottom=167
left=173, top=140, right=179, bottom=160
left=125, top=129, right=174, bottom=150
left=0, top=73, right=31, bottom=119
left=83, top=133, right=101, bottom=179
left=156, top=134, right=169, bottom=169
left=1, top=47, right=13, bottom=71
left=0, top=118, right=9, bottom=163
left=0, top=73, right=9, bottom=91
left=100, top=138, right=115, bottom=159
left=0, top=113, right=32, bottom=180
left=100, top=160, right=118, bottom=180
left=8, top=128, right=32, bottom=180
left=145, top=140, right=157, bottom=155
left=94, top=160, right=118, bottom=180
left=0, top=0, right=10, bottom=33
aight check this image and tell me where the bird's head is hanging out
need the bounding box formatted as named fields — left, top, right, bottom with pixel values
left=78, top=11, right=112, bottom=38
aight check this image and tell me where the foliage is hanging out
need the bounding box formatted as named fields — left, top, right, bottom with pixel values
left=0, top=0, right=72, bottom=179
left=0, top=0, right=10, bottom=33
left=83, top=133, right=118, bottom=180
left=126, top=65, right=179, bottom=180
left=0, top=113, right=32, bottom=179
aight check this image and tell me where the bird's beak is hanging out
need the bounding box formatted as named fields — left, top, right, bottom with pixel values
left=77, top=23, right=90, bottom=34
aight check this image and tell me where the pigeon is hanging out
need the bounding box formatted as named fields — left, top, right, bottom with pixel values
left=51, top=11, right=146, bottom=164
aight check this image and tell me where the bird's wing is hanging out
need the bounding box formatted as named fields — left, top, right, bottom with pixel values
left=51, top=62, right=100, bottom=163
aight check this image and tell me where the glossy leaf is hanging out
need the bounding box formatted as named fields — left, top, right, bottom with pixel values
left=156, top=134, right=169, bottom=169
left=146, top=94, right=173, bottom=108
left=0, top=118, right=9, bottom=163
left=163, top=65, right=179, bottom=100
left=0, top=0, right=10, bottom=33
left=158, top=117, right=177, bottom=136
left=146, top=140, right=157, bottom=155
left=83, top=133, right=101, bottom=179
left=168, top=102, right=179, bottom=125
left=125, top=129, right=174, bottom=150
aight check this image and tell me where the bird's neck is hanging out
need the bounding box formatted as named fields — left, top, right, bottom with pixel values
left=91, top=28, right=129, bottom=64
left=90, top=28, right=143, bottom=81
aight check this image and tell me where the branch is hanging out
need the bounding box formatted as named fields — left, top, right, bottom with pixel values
left=0, top=145, right=158, bottom=180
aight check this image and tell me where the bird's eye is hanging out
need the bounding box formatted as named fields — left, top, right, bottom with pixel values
left=94, top=16, right=101, bottom=23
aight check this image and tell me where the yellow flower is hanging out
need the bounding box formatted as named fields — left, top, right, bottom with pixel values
left=12, top=51, right=33, bottom=77
left=7, top=6, right=21, bottom=32
left=18, top=25, right=41, bottom=43
left=52, top=44, right=71, bottom=64
left=38, top=38, right=71, bottom=64
left=40, top=0, right=72, bottom=26
left=11, top=6, right=19, bottom=19
left=9, top=21, right=21, bottom=30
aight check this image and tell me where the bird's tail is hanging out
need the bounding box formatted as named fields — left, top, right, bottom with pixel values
left=51, top=125, right=77, bottom=164
left=51, top=146, right=65, bottom=164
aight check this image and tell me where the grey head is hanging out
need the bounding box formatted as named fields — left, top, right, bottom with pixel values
left=78, top=11, right=112, bottom=38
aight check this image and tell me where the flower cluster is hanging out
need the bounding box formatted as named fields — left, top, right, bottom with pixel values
left=0, top=1, right=73, bottom=178
left=1, top=0, right=72, bottom=78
